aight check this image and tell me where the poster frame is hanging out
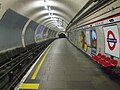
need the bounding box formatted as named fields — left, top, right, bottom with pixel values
left=102, top=24, right=120, bottom=58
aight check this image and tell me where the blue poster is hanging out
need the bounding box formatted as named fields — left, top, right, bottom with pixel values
left=35, top=25, right=45, bottom=39
left=91, top=28, right=97, bottom=55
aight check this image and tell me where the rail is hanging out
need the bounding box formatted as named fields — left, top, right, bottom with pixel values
left=0, top=38, right=56, bottom=90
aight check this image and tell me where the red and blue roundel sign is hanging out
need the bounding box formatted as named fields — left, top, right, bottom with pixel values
left=103, top=25, right=119, bottom=58
left=107, top=30, right=117, bottom=50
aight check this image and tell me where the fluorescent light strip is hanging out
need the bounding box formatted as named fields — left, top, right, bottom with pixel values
left=44, top=0, right=48, bottom=9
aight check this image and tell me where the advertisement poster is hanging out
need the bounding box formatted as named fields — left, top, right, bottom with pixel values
left=79, top=31, right=87, bottom=51
left=47, top=29, right=52, bottom=38
left=78, top=31, right=82, bottom=48
left=35, top=25, right=45, bottom=40
left=91, top=29, right=97, bottom=55
left=74, top=31, right=77, bottom=45
left=86, top=30, right=91, bottom=46
left=103, top=25, right=119, bottom=57
left=43, top=27, right=48, bottom=39
left=76, top=31, right=79, bottom=47
left=71, top=32, right=74, bottom=43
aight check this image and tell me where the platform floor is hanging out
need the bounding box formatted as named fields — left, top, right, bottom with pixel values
left=18, top=38, right=120, bottom=90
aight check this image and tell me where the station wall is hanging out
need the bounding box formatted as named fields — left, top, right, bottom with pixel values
left=0, top=9, right=57, bottom=53
left=24, top=20, right=39, bottom=45
left=68, top=18, right=120, bottom=66
left=0, top=9, right=28, bottom=51
left=67, top=0, right=120, bottom=66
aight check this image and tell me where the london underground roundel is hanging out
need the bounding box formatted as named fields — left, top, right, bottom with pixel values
left=107, top=30, right=117, bottom=50
left=103, top=25, right=119, bottom=58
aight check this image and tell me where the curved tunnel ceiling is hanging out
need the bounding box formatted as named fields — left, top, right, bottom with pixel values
left=0, top=0, right=89, bottom=31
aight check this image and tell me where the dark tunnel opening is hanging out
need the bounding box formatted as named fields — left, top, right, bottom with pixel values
left=58, top=33, right=66, bottom=38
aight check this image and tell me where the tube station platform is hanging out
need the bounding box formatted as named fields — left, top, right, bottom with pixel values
left=16, top=38, right=120, bottom=90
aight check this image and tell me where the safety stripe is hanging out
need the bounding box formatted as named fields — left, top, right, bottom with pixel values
left=20, top=83, right=40, bottom=89
left=31, top=46, right=51, bottom=79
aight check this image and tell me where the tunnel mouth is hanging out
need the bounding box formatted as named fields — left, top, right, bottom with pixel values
left=58, top=33, right=66, bottom=38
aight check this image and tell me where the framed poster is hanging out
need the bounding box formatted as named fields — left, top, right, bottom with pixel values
left=79, top=31, right=88, bottom=51
left=35, top=25, right=44, bottom=40
left=91, top=28, right=97, bottom=55
left=103, top=25, right=119, bottom=58
left=76, top=31, right=79, bottom=47
left=86, top=30, right=91, bottom=46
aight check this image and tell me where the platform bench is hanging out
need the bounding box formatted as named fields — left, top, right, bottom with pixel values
left=91, top=53, right=118, bottom=68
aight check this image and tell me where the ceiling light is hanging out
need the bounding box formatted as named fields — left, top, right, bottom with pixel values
left=44, top=0, right=48, bottom=9
left=48, top=6, right=51, bottom=11
left=57, top=26, right=64, bottom=29
left=48, top=12, right=53, bottom=17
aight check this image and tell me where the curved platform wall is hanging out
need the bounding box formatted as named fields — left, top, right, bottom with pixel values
left=0, top=9, right=28, bottom=52
left=68, top=16, right=120, bottom=66
left=35, top=25, right=57, bottom=43
left=67, top=1, right=120, bottom=66
left=24, top=20, right=38, bottom=45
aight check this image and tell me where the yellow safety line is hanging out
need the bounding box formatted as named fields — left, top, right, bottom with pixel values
left=20, top=83, right=40, bottom=89
left=31, top=46, right=51, bottom=79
